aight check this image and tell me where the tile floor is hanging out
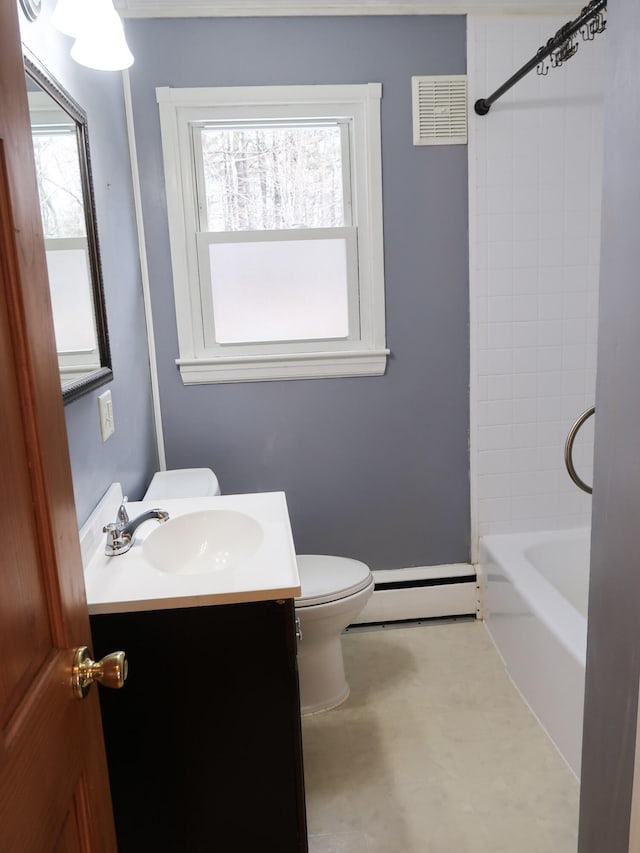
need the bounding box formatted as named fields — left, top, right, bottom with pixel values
left=301, top=620, right=579, bottom=853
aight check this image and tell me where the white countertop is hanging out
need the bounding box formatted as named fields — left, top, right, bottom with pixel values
left=82, top=489, right=300, bottom=615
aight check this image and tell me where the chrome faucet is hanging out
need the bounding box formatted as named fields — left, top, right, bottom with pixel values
left=103, top=499, right=170, bottom=556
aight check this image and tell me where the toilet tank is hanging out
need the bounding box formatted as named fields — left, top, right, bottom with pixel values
left=143, top=468, right=221, bottom=500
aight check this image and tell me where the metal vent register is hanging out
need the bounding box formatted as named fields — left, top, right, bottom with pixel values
left=411, top=75, right=468, bottom=146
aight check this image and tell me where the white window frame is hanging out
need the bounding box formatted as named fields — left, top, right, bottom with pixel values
left=156, top=83, right=388, bottom=384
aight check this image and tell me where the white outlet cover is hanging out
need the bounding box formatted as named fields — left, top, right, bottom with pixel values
left=98, top=390, right=115, bottom=442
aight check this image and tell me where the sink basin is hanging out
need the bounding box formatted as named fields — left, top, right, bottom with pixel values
left=142, top=509, right=264, bottom=575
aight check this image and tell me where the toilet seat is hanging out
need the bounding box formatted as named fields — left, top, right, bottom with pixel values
left=295, top=555, right=373, bottom=608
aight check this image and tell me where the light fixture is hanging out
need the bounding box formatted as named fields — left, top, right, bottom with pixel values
left=51, top=0, right=86, bottom=38
left=52, top=0, right=134, bottom=71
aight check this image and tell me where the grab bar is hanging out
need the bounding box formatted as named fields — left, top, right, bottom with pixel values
left=564, top=406, right=595, bottom=494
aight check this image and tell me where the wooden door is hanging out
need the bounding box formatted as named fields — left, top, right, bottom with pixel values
left=0, top=0, right=118, bottom=849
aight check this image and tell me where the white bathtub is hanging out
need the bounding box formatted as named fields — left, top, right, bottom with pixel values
left=481, top=528, right=590, bottom=777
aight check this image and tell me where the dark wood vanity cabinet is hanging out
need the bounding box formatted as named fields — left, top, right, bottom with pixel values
left=90, top=599, right=308, bottom=853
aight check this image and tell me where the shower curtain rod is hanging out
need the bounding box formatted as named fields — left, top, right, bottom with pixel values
left=474, top=0, right=607, bottom=116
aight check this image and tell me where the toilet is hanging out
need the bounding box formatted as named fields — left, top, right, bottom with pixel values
left=143, top=468, right=374, bottom=714
left=294, top=554, right=373, bottom=714
left=144, top=467, right=221, bottom=500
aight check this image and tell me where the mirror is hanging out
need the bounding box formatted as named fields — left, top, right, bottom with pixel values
left=24, top=50, right=112, bottom=403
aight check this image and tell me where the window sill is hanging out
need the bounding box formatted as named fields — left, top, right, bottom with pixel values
left=176, top=349, right=390, bottom=384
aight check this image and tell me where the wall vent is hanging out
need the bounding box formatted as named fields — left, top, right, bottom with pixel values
left=411, top=75, right=468, bottom=146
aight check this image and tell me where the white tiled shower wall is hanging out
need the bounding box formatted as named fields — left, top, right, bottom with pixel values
left=468, top=16, right=605, bottom=546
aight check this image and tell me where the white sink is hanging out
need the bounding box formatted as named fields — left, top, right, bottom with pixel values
left=142, top=509, right=264, bottom=575
left=81, top=490, right=300, bottom=614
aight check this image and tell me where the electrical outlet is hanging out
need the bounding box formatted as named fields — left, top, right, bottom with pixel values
left=98, top=390, right=115, bottom=442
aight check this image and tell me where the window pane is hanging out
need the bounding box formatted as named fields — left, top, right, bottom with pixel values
left=209, top=238, right=349, bottom=343
left=46, top=244, right=98, bottom=352
left=201, top=125, right=345, bottom=232
left=32, top=132, right=86, bottom=238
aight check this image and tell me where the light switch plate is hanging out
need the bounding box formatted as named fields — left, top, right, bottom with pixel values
left=98, top=390, right=115, bottom=442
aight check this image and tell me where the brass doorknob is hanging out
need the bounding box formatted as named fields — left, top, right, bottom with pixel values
left=72, top=646, right=128, bottom=700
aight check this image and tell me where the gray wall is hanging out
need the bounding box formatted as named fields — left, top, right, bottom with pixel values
left=128, top=16, right=470, bottom=569
left=20, top=7, right=159, bottom=524
left=578, top=1, right=640, bottom=849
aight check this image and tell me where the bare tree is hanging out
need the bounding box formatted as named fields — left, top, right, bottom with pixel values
left=201, top=124, right=345, bottom=232
left=32, top=132, right=85, bottom=238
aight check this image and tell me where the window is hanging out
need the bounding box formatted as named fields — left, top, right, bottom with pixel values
left=29, top=92, right=100, bottom=381
left=157, top=84, right=388, bottom=383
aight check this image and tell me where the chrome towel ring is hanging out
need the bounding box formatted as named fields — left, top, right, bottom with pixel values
left=564, top=406, right=595, bottom=494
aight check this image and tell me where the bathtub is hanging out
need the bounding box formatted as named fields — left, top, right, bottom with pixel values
left=481, top=528, right=590, bottom=777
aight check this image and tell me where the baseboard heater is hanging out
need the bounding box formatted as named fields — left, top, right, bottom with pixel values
left=352, top=564, right=478, bottom=625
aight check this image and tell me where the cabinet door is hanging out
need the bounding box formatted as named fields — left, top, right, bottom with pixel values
left=91, top=599, right=307, bottom=852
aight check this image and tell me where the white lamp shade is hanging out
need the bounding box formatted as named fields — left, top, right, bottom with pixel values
left=51, top=0, right=87, bottom=38
left=69, top=0, right=134, bottom=71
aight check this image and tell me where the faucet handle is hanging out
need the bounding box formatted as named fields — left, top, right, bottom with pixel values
left=117, top=498, right=129, bottom=526
left=102, top=522, right=119, bottom=550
